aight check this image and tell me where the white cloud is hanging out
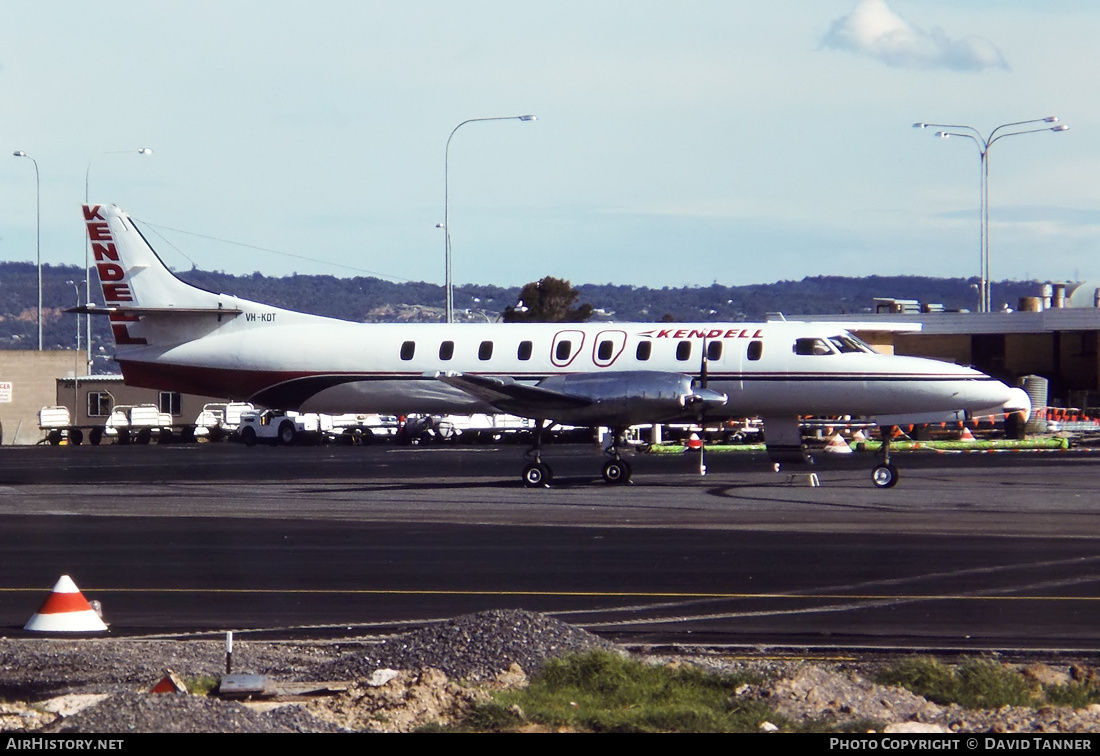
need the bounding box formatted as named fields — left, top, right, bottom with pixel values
left=822, top=0, right=1008, bottom=72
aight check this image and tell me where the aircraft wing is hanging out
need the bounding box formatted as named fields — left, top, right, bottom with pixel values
left=433, top=372, right=593, bottom=416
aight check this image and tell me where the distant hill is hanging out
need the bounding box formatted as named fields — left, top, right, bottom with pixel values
left=0, top=261, right=1047, bottom=367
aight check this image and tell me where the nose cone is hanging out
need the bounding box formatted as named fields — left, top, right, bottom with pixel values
left=953, top=373, right=1016, bottom=409
left=888, top=355, right=1018, bottom=414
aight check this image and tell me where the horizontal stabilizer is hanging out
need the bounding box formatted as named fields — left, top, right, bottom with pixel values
left=434, top=372, right=592, bottom=415
left=66, top=305, right=243, bottom=317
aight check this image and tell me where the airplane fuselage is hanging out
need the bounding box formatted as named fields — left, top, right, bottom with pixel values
left=114, top=311, right=1011, bottom=422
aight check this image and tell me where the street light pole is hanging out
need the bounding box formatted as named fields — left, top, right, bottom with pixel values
left=914, top=118, right=1066, bottom=312
left=65, top=280, right=83, bottom=352
left=84, top=148, right=152, bottom=370
left=443, top=115, right=536, bottom=323
left=12, top=151, right=42, bottom=350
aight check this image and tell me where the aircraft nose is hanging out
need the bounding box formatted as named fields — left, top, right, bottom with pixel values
left=944, top=365, right=1020, bottom=412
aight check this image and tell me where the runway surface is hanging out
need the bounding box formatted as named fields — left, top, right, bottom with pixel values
left=1, top=442, right=1098, bottom=652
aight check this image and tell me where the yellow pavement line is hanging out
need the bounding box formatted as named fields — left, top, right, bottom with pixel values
left=1, top=587, right=1098, bottom=600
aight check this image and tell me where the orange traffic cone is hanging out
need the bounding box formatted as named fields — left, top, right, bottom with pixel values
left=685, top=432, right=703, bottom=451
left=958, top=426, right=976, bottom=443
left=24, top=575, right=108, bottom=633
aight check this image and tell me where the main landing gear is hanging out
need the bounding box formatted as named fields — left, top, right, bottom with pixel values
left=520, top=422, right=633, bottom=488
left=600, top=428, right=632, bottom=485
left=871, top=430, right=899, bottom=488
left=522, top=419, right=554, bottom=488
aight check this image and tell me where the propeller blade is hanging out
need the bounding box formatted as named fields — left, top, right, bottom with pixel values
left=699, top=338, right=708, bottom=476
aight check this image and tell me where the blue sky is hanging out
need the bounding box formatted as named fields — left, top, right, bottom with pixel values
left=2, top=1, right=1097, bottom=291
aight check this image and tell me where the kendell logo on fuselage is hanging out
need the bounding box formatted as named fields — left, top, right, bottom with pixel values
left=83, top=204, right=146, bottom=345
left=640, top=328, right=764, bottom=340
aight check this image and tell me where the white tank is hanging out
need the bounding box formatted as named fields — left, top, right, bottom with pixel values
left=1067, top=283, right=1100, bottom=308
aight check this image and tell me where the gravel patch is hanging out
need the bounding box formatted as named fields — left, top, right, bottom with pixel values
left=314, top=608, right=621, bottom=682
left=5, top=610, right=1100, bottom=733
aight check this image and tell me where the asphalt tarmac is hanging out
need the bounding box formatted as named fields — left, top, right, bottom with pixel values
left=1, top=442, right=1098, bottom=652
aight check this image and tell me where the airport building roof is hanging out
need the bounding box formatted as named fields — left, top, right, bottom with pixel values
left=793, top=308, right=1100, bottom=335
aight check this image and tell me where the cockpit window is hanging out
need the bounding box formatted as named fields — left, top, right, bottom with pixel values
left=828, top=335, right=868, bottom=354
left=794, top=337, right=835, bottom=356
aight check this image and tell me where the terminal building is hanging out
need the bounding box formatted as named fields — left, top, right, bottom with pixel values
left=0, top=351, right=89, bottom=445
left=807, top=283, right=1100, bottom=412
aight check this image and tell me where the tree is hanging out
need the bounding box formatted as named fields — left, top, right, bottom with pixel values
left=502, top=276, right=594, bottom=323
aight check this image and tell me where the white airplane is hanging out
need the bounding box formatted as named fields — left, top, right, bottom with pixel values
left=78, top=204, right=1029, bottom=488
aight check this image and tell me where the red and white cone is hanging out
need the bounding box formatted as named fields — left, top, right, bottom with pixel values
left=822, top=432, right=852, bottom=454
left=958, top=426, right=977, bottom=443
left=685, top=433, right=703, bottom=451
left=24, top=575, right=108, bottom=633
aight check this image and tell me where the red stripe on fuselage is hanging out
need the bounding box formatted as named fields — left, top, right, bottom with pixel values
left=119, top=361, right=316, bottom=402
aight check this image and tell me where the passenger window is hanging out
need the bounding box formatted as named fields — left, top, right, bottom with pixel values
left=556, top=340, right=572, bottom=361
left=748, top=340, right=763, bottom=361
left=597, top=340, right=613, bottom=361
left=400, top=341, right=415, bottom=361
left=636, top=341, right=652, bottom=361
left=517, top=341, right=533, bottom=361
left=707, top=341, right=722, bottom=361
left=439, top=341, right=454, bottom=360
left=676, top=341, right=692, bottom=361
left=479, top=340, right=494, bottom=361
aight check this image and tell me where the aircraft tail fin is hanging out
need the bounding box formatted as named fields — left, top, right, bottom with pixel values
left=82, top=204, right=240, bottom=348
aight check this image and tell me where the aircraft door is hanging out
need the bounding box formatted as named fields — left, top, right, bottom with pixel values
left=550, top=330, right=586, bottom=368
left=592, top=330, right=627, bottom=367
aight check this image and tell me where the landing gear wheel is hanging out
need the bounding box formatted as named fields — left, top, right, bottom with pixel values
left=872, top=463, right=899, bottom=488
left=89, top=428, right=102, bottom=446
left=241, top=426, right=258, bottom=447
left=602, top=459, right=633, bottom=485
left=69, top=429, right=83, bottom=446
left=522, top=463, right=553, bottom=488
left=278, top=421, right=296, bottom=446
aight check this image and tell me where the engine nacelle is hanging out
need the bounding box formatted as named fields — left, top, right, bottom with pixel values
left=535, top=371, right=727, bottom=427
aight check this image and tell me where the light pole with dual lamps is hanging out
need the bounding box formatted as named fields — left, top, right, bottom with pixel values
left=914, top=118, right=1067, bottom=313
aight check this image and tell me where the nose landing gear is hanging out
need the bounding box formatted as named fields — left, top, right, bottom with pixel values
left=871, top=430, right=899, bottom=488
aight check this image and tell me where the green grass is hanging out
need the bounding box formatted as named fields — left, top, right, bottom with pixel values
left=183, top=675, right=219, bottom=696
left=1044, top=681, right=1100, bottom=708
left=875, top=657, right=1100, bottom=710
left=445, top=653, right=1100, bottom=733
left=452, top=651, right=782, bottom=733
